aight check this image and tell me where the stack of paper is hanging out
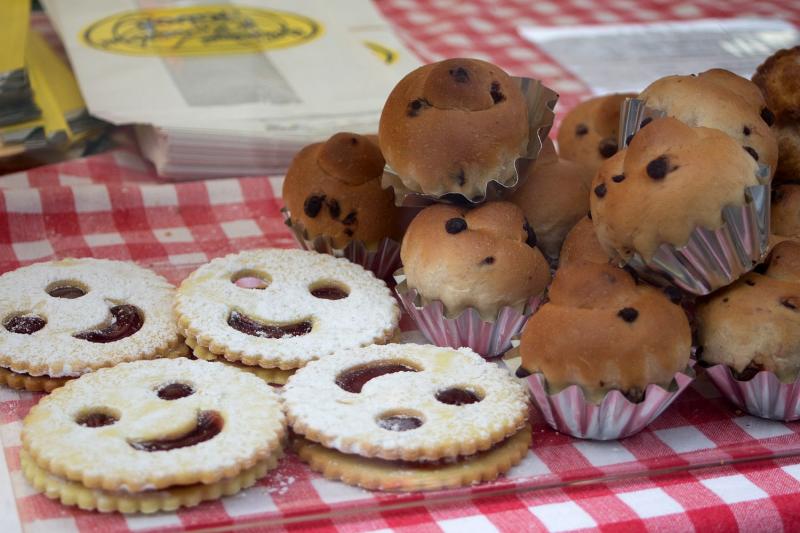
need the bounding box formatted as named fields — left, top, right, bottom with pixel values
left=43, top=0, right=421, bottom=179
left=0, top=0, right=103, bottom=160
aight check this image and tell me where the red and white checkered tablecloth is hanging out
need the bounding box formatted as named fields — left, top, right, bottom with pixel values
left=3, top=1, right=800, bottom=531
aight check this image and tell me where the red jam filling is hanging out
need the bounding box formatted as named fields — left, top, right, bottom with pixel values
left=227, top=311, right=312, bottom=338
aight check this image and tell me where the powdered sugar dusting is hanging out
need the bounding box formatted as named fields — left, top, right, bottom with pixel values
left=175, top=249, right=399, bottom=369
left=283, top=344, right=529, bottom=461
left=0, top=258, right=182, bottom=377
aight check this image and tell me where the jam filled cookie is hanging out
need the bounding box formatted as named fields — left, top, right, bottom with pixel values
left=284, top=343, right=531, bottom=491
left=20, top=358, right=286, bottom=513
left=0, top=258, right=187, bottom=391
left=176, top=249, right=399, bottom=371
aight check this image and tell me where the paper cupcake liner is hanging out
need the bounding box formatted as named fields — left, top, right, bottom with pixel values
left=617, top=97, right=666, bottom=149
left=282, top=208, right=402, bottom=282
left=393, top=269, right=542, bottom=358
left=524, top=363, right=696, bottom=440
left=705, top=364, right=800, bottom=421
left=383, top=76, right=559, bottom=207
left=625, top=180, right=771, bottom=295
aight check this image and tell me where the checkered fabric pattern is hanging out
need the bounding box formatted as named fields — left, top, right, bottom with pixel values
left=3, top=0, right=800, bottom=531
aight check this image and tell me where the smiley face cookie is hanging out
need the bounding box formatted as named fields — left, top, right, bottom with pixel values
left=0, top=258, right=188, bottom=392
left=284, top=343, right=531, bottom=491
left=21, top=358, right=286, bottom=513
left=175, top=249, right=400, bottom=371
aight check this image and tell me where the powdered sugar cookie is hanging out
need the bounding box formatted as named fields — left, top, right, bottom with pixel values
left=284, top=343, right=530, bottom=462
left=21, top=358, right=286, bottom=496
left=0, top=258, right=185, bottom=384
left=176, top=249, right=399, bottom=370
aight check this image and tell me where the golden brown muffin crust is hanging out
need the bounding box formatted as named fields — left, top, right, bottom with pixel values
left=520, top=260, right=691, bottom=402
left=400, top=201, right=551, bottom=319
left=283, top=133, right=400, bottom=248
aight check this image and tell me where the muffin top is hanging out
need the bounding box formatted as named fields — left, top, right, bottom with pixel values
left=379, top=58, right=529, bottom=199
left=697, top=240, right=800, bottom=381
left=590, top=117, right=761, bottom=263
left=510, top=139, right=594, bottom=259
left=772, top=184, right=800, bottom=240
left=557, top=93, right=634, bottom=173
left=282, top=132, right=400, bottom=247
left=638, top=69, right=778, bottom=176
left=559, top=215, right=609, bottom=267
left=520, top=260, right=691, bottom=403
left=400, top=201, right=550, bottom=319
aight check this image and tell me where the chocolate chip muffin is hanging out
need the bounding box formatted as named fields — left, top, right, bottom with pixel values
left=283, top=132, right=401, bottom=248
left=519, top=260, right=691, bottom=403
left=696, top=240, right=800, bottom=382
left=400, top=201, right=551, bottom=320
left=379, top=58, right=529, bottom=199
left=638, top=69, right=778, bottom=177
left=753, top=47, right=800, bottom=182
left=510, top=139, right=594, bottom=259
left=772, top=183, right=800, bottom=240
left=591, top=117, right=761, bottom=264
left=557, top=93, right=634, bottom=173
left=558, top=215, right=609, bottom=267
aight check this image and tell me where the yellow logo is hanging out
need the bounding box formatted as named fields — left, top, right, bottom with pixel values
left=363, top=40, right=398, bottom=65
left=81, top=5, right=322, bottom=56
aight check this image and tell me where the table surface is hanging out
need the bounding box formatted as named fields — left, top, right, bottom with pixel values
left=4, top=0, right=800, bottom=531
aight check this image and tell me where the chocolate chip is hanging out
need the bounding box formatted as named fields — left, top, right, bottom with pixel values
left=664, top=286, right=682, bottom=305
left=303, top=194, right=325, bottom=218
left=490, top=81, right=505, bottom=104
left=745, top=279, right=756, bottom=287
left=454, top=169, right=466, bottom=186
left=761, top=107, right=775, bottom=126
left=523, top=220, right=537, bottom=247
left=722, top=297, right=729, bottom=303
left=575, top=123, right=589, bottom=136
left=646, top=155, right=675, bottom=180
left=743, top=146, right=759, bottom=161
left=481, top=256, right=495, bottom=265
left=344, top=228, right=354, bottom=237
left=327, top=199, right=341, bottom=219
left=640, top=117, right=653, bottom=128
left=781, top=297, right=799, bottom=310
left=743, top=126, right=751, bottom=136
left=625, top=134, right=635, bottom=146
left=407, top=98, right=430, bottom=117
left=350, top=137, right=358, bottom=145
left=594, top=183, right=607, bottom=198
left=617, top=307, right=639, bottom=322
left=612, top=174, right=625, bottom=183
left=342, top=211, right=357, bottom=225
left=515, top=366, right=531, bottom=378
left=445, top=218, right=467, bottom=234
left=449, top=66, right=470, bottom=83
left=598, top=138, right=618, bottom=159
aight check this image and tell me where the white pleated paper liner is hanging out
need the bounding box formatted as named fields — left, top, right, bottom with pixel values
left=625, top=180, right=771, bottom=296
left=382, top=76, right=559, bottom=207
left=522, top=362, right=696, bottom=441
left=393, top=269, right=542, bottom=358
left=705, top=364, right=800, bottom=422
left=282, top=208, right=402, bottom=282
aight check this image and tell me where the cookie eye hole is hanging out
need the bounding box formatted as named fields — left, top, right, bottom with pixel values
left=129, top=410, right=223, bottom=452
left=309, top=281, right=349, bottom=300
left=231, top=270, right=271, bottom=290
left=46, top=281, right=87, bottom=299
left=157, top=382, right=195, bottom=400
left=435, top=387, right=483, bottom=405
left=76, top=408, right=120, bottom=428
left=335, top=361, right=420, bottom=393
left=4, top=314, right=46, bottom=335
left=376, top=410, right=424, bottom=432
